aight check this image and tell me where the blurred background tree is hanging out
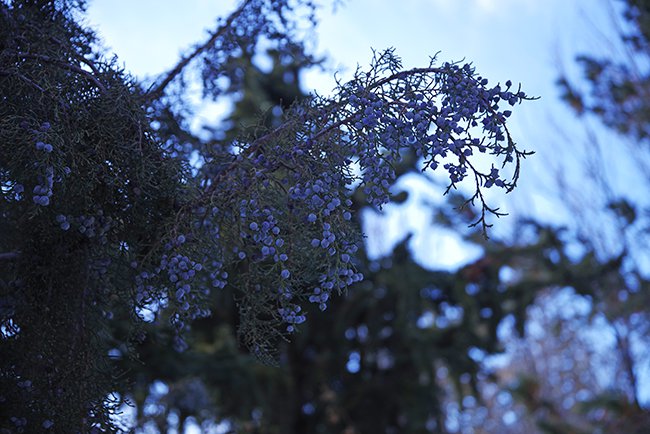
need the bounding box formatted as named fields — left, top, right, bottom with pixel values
left=457, top=0, right=650, bottom=432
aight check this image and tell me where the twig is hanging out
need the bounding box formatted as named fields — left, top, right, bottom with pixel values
left=49, top=36, right=105, bottom=79
left=1, top=69, right=46, bottom=93
left=0, top=251, right=20, bottom=260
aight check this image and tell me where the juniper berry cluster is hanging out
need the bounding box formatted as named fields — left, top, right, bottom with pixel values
left=162, top=50, right=533, bottom=349
left=4, top=50, right=530, bottom=354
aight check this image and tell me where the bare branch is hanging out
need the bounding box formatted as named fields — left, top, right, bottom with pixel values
left=145, top=0, right=253, bottom=102
left=613, top=321, right=642, bottom=408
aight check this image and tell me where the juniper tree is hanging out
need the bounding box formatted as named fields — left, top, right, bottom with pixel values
left=0, top=0, right=532, bottom=431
